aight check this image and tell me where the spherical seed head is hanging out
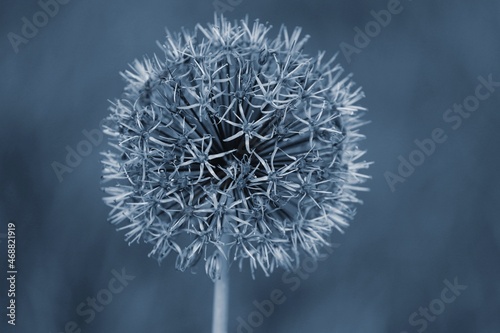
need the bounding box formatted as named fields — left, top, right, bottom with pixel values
left=101, top=15, right=370, bottom=280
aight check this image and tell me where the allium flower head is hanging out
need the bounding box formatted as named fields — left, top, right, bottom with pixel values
left=101, top=15, right=370, bottom=280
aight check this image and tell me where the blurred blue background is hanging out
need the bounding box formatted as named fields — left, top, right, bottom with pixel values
left=1, top=0, right=499, bottom=332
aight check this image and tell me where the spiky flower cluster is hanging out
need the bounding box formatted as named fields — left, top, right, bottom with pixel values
left=101, top=16, right=370, bottom=280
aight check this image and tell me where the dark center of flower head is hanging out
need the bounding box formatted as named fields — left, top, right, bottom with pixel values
left=102, top=16, right=370, bottom=279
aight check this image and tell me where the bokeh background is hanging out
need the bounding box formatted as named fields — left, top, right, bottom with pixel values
left=1, top=0, right=499, bottom=332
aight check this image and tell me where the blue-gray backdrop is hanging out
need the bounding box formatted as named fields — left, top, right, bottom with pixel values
left=1, top=0, right=499, bottom=332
